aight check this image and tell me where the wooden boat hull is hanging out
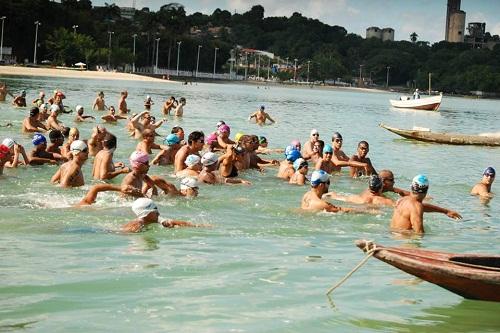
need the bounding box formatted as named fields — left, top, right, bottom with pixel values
left=390, top=94, right=442, bottom=111
left=380, top=123, right=500, bottom=146
left=356, top=240, right=500, bottom=302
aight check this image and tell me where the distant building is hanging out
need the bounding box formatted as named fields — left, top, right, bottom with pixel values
left=0, top=47, right=15, bottom=64
left=445, top=0, right=465, bottom=42
left=120, top=7, right=135, bottom=20
left=366, top=27, right=394, bottom=41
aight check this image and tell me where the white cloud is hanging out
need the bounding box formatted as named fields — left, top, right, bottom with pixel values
left=492, top=23, right=500, bottom=36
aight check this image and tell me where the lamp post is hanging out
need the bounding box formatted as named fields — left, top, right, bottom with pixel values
left=176, top=41, right=181, bottom=76
left=285, top=57, right=289, bottom=68
left=0, top=16, right=6, bottom=62
left=294, top=58, right=298, bottom=82
left=359, top=64, right=364, bottom=87
left=307, top=60, right=311, bottom=83
left=72, top=24, right=78, bottom=35
left=132, top=34, right=137, bottom=73
left=155, top=38, right=160, bottom=74
left=107, top=31, right=114, bottom=69
left=386, top=66, right=390, bottom=88
left=195, top=45, right=202, bottom=78
left=257, top=54, right=261, bottom=79
left=369, top=71, right=374, bottom=85
left=213, top=47, right=219, bottom=78
left=267, top=57, right=271, bottom=80
left=33, top=21, right=41, bottom=65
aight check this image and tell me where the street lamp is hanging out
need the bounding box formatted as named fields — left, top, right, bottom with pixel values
left=359, top=64, right=364, bottom=87
left=307, top=60, right=311, bottom=83
left=195, top=45, right=202, bottom=78
left=33, top=21, right=41, bottom=65
left=132, top=34, right=137, bottom=73
left=386, top=66, right=390, bottom=88
left=176, top=41, right=182, bottom=76
left=155, top=38, right=160, bottom=74
left=107, top=31, right=114, bottom=69
left=285, top=57, right=289, bottom=68
left=294, top=58, right=298, bottom=82
left=213, top=47, right=219, bottom=78
left=72, top=24, right=78, bottom=35
left=0, top=16, right=6, bottom=62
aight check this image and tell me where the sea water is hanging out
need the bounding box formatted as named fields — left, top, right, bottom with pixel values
left=0, top=76, right=499, bottom=332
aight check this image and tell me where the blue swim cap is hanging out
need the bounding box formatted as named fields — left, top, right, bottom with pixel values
left=286, top=149, right=301, bottom=162
left=483, top=167, right=496, bottom=176
left=411, top=174, right=429, bottom=194
left=164, top=133, right=180, bottom=145
left=311, top=170, right=330, bottom=187
left=32, top=133, right=47, bottom=146
left=323, top=144, right=333, bottom=154
left=293, top=158, right=307, bottom=171
left=284, top=145, right=297, bottom=157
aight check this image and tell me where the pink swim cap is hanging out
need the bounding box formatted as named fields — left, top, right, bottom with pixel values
left=291, top=139, right=301, bottom=147
left=129, top=151, right=149, bottom=169
left=218, top=124, right=230, bottom=133
left=205, top=133, right=218, bottom=145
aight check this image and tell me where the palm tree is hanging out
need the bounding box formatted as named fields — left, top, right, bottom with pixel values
left=410, top=32, right=418, bottom=43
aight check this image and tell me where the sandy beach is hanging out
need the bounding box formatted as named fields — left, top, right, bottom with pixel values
left=0, top=65, right=174, bottom=83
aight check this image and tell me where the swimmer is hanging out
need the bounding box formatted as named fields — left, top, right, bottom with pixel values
left=330, top=132, right=368, bottom=172
left=118, top=90, right=129, bottom=115
left=12, top=90, right=27, bottom=107
left=349, top=141, right=376, bottom=178
left=2, top=138, right=30, bottom=168
left=174, top=131, right=204, bottom=172
left=391, top=175, right=462, bottom=234
left=29, top=133, right=58, bottom=165
left=379, top=169, right=410, bottom=196
left=204, top=133, right=221, bottom=152
left=32, top=91, right=45, bottom=107
left=303, top=129, right=320, bottom=159
left=289, top=158, right=308, bottom=185
left=176, top=154, right=202, bottom=178
left=244, top=135, right=279, bottom=170
left=144, top=95, right=154, bottom=111
left=471, top=167, right=495, bottom=198
left=277, top=147, right=301, bottom=180
left=174, top=97, right=186, bottom=117
left=136, top=129, right=168, bottom=154
left=88, top=126, right=107, bottom=156
left=0, top=82, right=14, bottom=101
left=74, top=105, right=95, bottom=122
left=121, top=198, right=200, bottom=232
left=92, top=133, right=130, bottom=180
left=129, top=111, right=165, bottom=139
left=152, top=134, right=182, bottom=166
left=51, top=140, right=89, bottom=187
left=198, top=152, right=250, bottom=185
left=46, top=130, right=66, bottom=160
left=38, top=103, right=50, bottom=121
left=218, top=144, right=242, bottom=178
left=60, top=127, right=79, bottom=159
left=308, top=140, right=324, bottom=164
left=162, top=96, right=176, bottom=116
left=171, top=126, right=185, bottom=142
left=324, top=175, right=394, bottom=206
left=217, top=124, right=235, bottom=149
left=0, top=144, right=12, bottom=175
left=248, top=105, right=275, bottom=125
left=46, top=105, right=64, bottom=131
left=92, top=91, right=107, bottom=111
left=315, top=144, right=336, bottom=173
left=22, top=107, right=48, bottom=133
left=101, top=106, right=127, bottom=123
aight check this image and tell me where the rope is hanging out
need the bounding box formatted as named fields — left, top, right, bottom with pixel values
left=326, top=241, right=378, bottom=296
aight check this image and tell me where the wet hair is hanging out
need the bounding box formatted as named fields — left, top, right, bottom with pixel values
left=103, top=133, right=117, bottom=149
left=188, top=131, right=204, bottom=144
left=121, top=91, right=127, bottom=96
left=49, top=129, right=63, bottom=143
left=358, top=140, right=369, bottom=148
left=368, top=175, right=383, bottom=192
left=179, top=97, right=186, bottom=103
left=171, top=126, right=184, bottom=134
left=29, top=107, right=39, bottom=117
left=61, top=127, right=71, bottom=138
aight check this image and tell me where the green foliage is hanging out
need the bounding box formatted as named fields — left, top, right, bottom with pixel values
left=45, top=28, right=96, bottom=66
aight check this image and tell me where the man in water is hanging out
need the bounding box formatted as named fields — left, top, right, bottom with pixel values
left=51, top=140, right=89, bottom=187
left=391, top=175, right=462, bottom=234
left=277, top=147, right=301, bottom=180
left=379, top=169, right=410, bottom=196
left=32, top=91, right=45, bottom=107
left=92, top=133, right=129, bottom=180
left=174, top=131, right=204, bottom=172
left=29, top=133, right=58, bottom=165
left=22, top=107, right=48, bottom=133
left=152, top=134, right=182, bottom=166
left=118, top=90, right=129, bottom=115
left=198, top=151, right=250, bottom=185
left=324, top=175, right=394, bottom=206
left=101, top=106, right=127, bottom=123
left=74, top=105, right=95, bottom=122
left=0, top=82, right=14, bottom=101
left=2, top=138, right=30, bottom=168
left=162, top=96, right=176, bottom=116
left=349, top=141, right=376, bottom=178
left=121, top=198, right=199, bottom=232
left=248, top=105, right=275, bottom=125
left=176, top=154, right=202, bottom=178
left=302, top=129, right=320, bottom=159
left=46, top=129, right=66, bottom=160
left=92, top=91, right=107, bottom=111
left=12, top=90, right=27, bottom=107
left=136, top=129, right=168, bottom=154
left=174, top=97, right=186, bottom=117
left=88, top=126, right=107, bottom=156
left=289, top=158, right=308, bottom=185
left=471, top=167, right=495, bottom=198
left=315, top=144, right=335, bottom=173
left=46, top=105, right=64, bottom=131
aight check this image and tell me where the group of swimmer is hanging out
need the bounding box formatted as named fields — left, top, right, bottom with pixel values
left=0, top=83, right=495, bottom=234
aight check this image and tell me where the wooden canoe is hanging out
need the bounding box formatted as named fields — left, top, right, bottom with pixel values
left=380, top=123, right=500, bottom=146
left=390, top=94, right=442, bottom=111
left=356, top=240, right=500, bottom=302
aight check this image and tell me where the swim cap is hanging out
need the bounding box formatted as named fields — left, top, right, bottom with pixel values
left=411, top=174, right=429, bottom=194
left=483, top=167, right=496, bottom=177
left=50, top=104, right=60, bottom=113
left=39, top=91, right=45, bottom=97
left=132, top=198, right=159, bottom=219
left=260, top=105, right=265, bottom=110
left=323, top=144, right=333, bottom=154
left=201, top=152, right=218, bottom=166
left=2, top=138, right=15, bottom=149
left=180, top=177, right=199, bottom=190
left=70, top=140, right=88, bottom=155
left=293, top=158, right=308, bottom=171
left=0, top=145, right=9, bottom=159
left=368, top=175, right=383, bottom=192
left=311, top=170, right=329, bottom=187
left=129, top=151, right=149, bottom=169
left=290, top=139, right=301, bottom=148
left=30, top=107, right=39, bottom=117
left=32, top=133, right=47, bottom=146
left=164, top=133, right=180, bottom=146
left=185, top=154, right=201, bottom=167
left=218, top=124, right=230, bottom=134
left=310, top=129, right=319, bottom=136
left=205, top=133, right=218, bottom=145
left=259, top=136, right=267, bottom=144
left=76, top=105, right=83, bottom=112
left=56, top=91, right=65, bottom=98
left=21, top=90, right=26, bottom=96
left=286, top=149, right=301, bottom=162
left=216, top=120, right=225, bottom=128
left=146, top=95, right=151, bottom=100
left=332, top=132, right=343, bottom=140
left=234, top=132, right=244, bottom=142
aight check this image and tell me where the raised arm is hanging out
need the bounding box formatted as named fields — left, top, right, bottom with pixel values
left=422, top=203, right=462, bottom=220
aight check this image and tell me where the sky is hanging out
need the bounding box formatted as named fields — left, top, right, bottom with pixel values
left=92, top=0, right=500, bottom=43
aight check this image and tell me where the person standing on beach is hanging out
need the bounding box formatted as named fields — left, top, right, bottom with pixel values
left=51, top=140, right=89, bottom=188
left=349, top=141, right=376, bottom=178
left=12, top=91, right=27, bottom=107
left=248, top=105, right=275, bottom=125
left=22, top=107, right=48, bottom=133
left=118, top=91, right=129, bottom=115
left=92, top=133, right=130, bottom=180
left=92, top=91, right=107, bottom=111
left=471, top=167, right=495, bottom=198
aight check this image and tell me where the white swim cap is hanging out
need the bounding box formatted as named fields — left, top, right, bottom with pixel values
left=70, top=140, right=88, bottom=155
left=50, top=104, right=60, bottom=113
left=201, top=152, right=218, bottom=166
left=180, top=177, right=199, bottom=190
left=132, top=198, right=159, bottom=219
left=185, top=154, right=201, bottom=167
left=76, top=105, right=83, bottom=112
left=2, top=138, right=15, bottom=149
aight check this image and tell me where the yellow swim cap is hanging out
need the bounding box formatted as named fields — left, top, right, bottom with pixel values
left=234, top=132, right=244, bottom=142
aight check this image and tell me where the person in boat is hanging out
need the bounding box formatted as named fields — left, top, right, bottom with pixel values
left=22, top=107, right=48, bottom=133
left=2, top=138, right=30, bottom=168
left=391, top=175, right=462, bottom=234
left=92, top=91, right=107, bottom=111
left=289, top=158, right=308, bottom=185
left=330, top=132, right=368, bottom=172
left=413, top=88, right=420, bottom=99
left=12, top=90, right=27, bottom=107
left=121, top=198, right=201, bottom=233
left=92, top=133, right=130, bottom=180
left=74, top=105, right=95, bottom=122
left=471, top=167, right=495, bottom=198
left=51, top=140, right=89, bottom=188
left=349, top=141, right=376, bottom=178
left=248, top=105, right=275, bottom=125
left=324, top=175, right=394, bottom=206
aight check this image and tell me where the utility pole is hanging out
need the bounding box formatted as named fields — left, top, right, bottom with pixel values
left=359, top=64, right=364, bottom=87
left=107, top=31, right=114, bottom=69
left=155, top=38, right=160, bottom=74
left=33, top=21, right=41, bottom=65
left=267, top=57, right=270, bottom=80
left=176, top=41, right=182, bottom=75
left=213, top=47, right=219, bottom=78
left=428, top=72, right=432, bottom=95
left=386, top=66, right=390, bottom=88
left=0, top=16, right=6, bottom=61
left=196, top=45, right=202, bottom=78
left=294, top=58, right=298, bottom=82
left=132, top=34, right=137, bottom=73
left=257, top=54, right=261, bottom=79
left=307, top=60, right=311, bottom=83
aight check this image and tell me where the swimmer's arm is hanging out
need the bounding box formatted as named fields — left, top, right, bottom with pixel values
left=151, top=119, right=164, bottom=128
left=266, top=113, right=276, bottom=123
left=131, top=111, right=147, bottom=126
left=92, top=98, right=98, bottom=110
left=81, top=115, right=95, bottom=120
left=392, top=187, right=410, bottom=197
left=224, top=177, right=251, bottom=185
left=22, top=119, right=42, bottom=132
left=295, top=174, right=306, bottom=185
left=121, top=219, right=145, bottom=233
left=314, top=159, right=323, bottom=170
left=29, top=156, right=57, bottom=165
left=51, top=168, right=61, bottom=184
left=248, top=112, right=257, bottom=120
left=160, top=220, right=197, bottom=228
left=115, top=114, right=128, bottom=119
left=422, top=203, right=462, bottom=220
left=470, top=184, right=492, bottom=197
